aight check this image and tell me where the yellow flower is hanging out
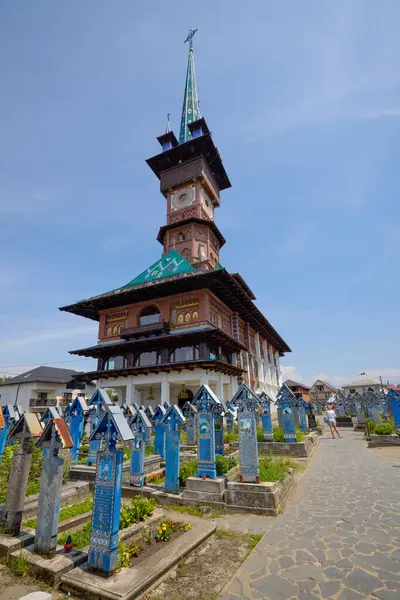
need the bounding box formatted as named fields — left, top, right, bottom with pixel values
left=162, top=524, right=167, bottom=531
left=157, top=528, right=162, bottom=534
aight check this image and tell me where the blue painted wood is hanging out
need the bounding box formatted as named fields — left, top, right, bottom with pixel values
left=388, top=389, right=400, bottom=426
left=88, top=406, right=131, bottom=574
left=259, top=391, right=274, bottom=441
left=297, top=397, right=308, bottom=432
left=193, top=385, right=223, bottom=479
left=182, top=402, right=197, bottom=444
left=214, top=414, right=224, bottom=455
left=225, top=408, right=235, bottom=435
left=162, top=405, right=185, bottom=493
left=129, top=409, right=152, bottom=487
left=153, top=405, right=166, bottom=459
left=0, top=408, right=10, bottom=460
left=231, top=384, right=260, bottom=483
left=86, top=390, right=112, bottom=465
left=276, top=385, right=296, bottom=442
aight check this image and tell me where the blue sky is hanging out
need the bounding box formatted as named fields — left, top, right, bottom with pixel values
left=1, top=1, right=400, bottom=387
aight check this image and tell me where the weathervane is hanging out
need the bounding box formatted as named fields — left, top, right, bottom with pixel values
left=184, top=26, right=198, bottom=49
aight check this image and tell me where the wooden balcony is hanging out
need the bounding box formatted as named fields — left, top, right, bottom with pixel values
left=120, top=321, right=170, bottom=340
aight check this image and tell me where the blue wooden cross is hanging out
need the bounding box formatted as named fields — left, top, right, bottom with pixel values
left=0, top=413, right=43, bottom=535
left=214, top=410, right=225, bottom=456
left=0, top=405, right=19, bottom=462
left=88, top=405, right=132, bottom=573
left=225, top=402, right=235, bottom=436
left=259, top=391, right=274, bottom=441
left=275, top=384, right=296, bottom=442
left=192, top=385, right=223, bottom=479
left=387, top=389, right=400, bottom=427
left=34, top=417, right=73, bottom=557
left=64, top=396, right=89, bottom=462
left=129, top=409, right=152, bottom=487
left=162, top=405, right=185, bottom=493
left=231, top=383, right=260, bottom=483
left=153, top=405, right=166, bottom=459
left=86, top=389, right=112, bottom=465
left=40, top=407, right=61, bottom=458
left=297, top=397, right=308, bottom=432
left=145, top=405, right=155, bottom=423
left=182, top=401, right=197, bottom=445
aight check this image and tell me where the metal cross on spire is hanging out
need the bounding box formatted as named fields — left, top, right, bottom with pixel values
left=179, top=27, right=200, bottom=144
left=184, top=26, right=198, bottom=48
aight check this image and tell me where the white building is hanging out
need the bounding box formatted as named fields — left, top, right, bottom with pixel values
left=0, top=366, right=96, bottom=413
left=341, top=374, right=384, bottom=397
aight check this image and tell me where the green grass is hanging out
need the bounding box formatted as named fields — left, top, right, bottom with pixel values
left=145, top=444, right=155, bottom=456
left=58, top=521, right=91, bottom=549
left=23, top=494, right=94, bottom=529
left=58, top=497, right=156, bottom=550
left=178, top=455, right=237, bottom=487
left=374, top=421, right=394, bottom=435
left=258, top=456, right=293, bottom=482
left=224, top=431, right=239, bottom=443
left=170, top=504, right=225, bottom=519
left=216, top=529, right=263, bottom=549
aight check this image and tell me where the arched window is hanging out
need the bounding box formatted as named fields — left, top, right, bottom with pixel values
left=178, top=232, right=185, bottom=241
left=138, top=305, right=160, bottom=327
left=181, top=248, right=190, bottom=262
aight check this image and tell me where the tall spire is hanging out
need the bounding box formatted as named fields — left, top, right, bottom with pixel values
left=179, top=27, right=200, bottom=144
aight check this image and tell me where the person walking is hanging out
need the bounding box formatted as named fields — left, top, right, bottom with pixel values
left=326, top=404, right=341, bottom=439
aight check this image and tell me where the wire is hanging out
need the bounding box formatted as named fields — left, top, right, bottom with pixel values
left=0, top=358, right=93, bottom=370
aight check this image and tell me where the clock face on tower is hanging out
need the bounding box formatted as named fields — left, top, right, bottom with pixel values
left=171, top=186, right=195, bottom=211
left=200, top=189, right=214, bottom=218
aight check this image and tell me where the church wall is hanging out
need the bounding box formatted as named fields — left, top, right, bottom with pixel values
left=98, top=289, right=212, bottom=341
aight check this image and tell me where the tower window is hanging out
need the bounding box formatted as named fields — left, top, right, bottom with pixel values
left=181, top=248, right=190, bottom=261
left=138, top=305, right=160, bottom=326
left=178, top=232, right=185, bottom=241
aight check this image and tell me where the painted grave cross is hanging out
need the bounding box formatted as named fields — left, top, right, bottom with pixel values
left=192, top=385, right=223, bottom=479
left=153, top=405, right=166, bottom=459
left=162, top=405, right=185, bottom=493
left=353, top=391, right=366, bottom=427
left=64, top=396, right=89, bottom=462
left=88, top=405, right=133, bottom=573
left=0, top=406, right=15, bottom=461
left=182, top=401, right=197, bottom=445
left=129, top=409, right=152, bottom=487
left=306, top=401, right=317, bottom=430
left=387, top=389, right=400, bottom=427
left=144, top=405, right=155, bottom=423
left=225, top=402, right=235, bottom=436
left=87, top=389, right=112, bottom=465
left=0, top=413, right=43, bottom=535
left=231, top=383, right=260, bottom=483
left=40, top=407, right=62, bottom=458
left=34, top=418, right=73, bottom=557
left=275, top=384, right=296, bottom=442
left=0, top=405, right=20, bottom=460
left=259, top=391, right=274, bottom=441
left=297, top=397, right=308, bottom=432
left=215, top=396, right=227, bottom=456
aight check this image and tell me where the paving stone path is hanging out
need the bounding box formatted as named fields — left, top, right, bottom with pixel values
left=218, top=429, right=400, bottom=600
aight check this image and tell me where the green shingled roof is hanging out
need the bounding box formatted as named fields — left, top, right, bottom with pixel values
left=122, top=249, right=197, bottom=288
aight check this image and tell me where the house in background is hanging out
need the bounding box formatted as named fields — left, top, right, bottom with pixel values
left=309, top=379, right=337, bottom=403
left=341, top=373, right=384, bottom=396
left=0, top=366, right=96, bottom=413
left=284, top=379, right=310, bottom=401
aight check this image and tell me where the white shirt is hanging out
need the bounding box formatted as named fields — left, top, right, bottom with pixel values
left=326, top=409, right=336, bottom=422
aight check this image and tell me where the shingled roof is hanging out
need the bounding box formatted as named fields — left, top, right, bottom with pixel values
left=0, top=366, right=84, bottom=386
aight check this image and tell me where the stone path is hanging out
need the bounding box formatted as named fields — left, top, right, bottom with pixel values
left=219, top=430, right=400, bottom=600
